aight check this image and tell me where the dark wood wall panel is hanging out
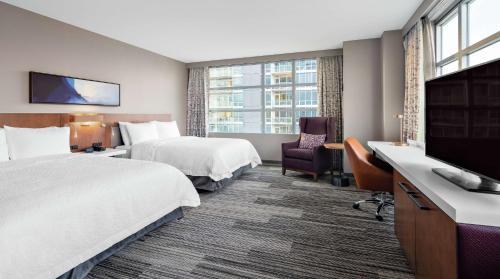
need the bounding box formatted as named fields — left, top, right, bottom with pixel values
left=103, top=114, right=171, bottom=126
left=0, top=113, right=63, bottom=128
left=0, top=113, right=171, bottom=150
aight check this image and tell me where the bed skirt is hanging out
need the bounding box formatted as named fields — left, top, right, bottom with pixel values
left=188, top=164, right=251, bottom=191
left=57, top=207, right=184, bottom=279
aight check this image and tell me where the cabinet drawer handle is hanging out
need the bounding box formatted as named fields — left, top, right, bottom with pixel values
left=398, top=182, right=415, bottom=194
left=408, top=194, right=429, bottom=210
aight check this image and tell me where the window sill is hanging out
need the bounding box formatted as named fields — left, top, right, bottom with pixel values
left=208, top=132, right=298, bottom=136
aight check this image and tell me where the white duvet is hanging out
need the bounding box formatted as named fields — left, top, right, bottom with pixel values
left=131, top=137, right=262, bottom=181
left=0, top=154, right=200, bottom=279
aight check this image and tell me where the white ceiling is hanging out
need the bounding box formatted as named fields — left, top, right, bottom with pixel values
left=3, top=0, right=422, bottom=63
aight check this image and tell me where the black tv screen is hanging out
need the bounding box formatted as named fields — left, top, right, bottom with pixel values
left=30, top=72, right=120, bottom=106
left=425, top=59, right=500, bottom=182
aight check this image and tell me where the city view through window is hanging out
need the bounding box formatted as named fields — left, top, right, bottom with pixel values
left=208, top=59, right=318, bottom=134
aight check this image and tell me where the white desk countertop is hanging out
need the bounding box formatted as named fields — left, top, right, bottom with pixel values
left=368, top=141, right=500, bottom=227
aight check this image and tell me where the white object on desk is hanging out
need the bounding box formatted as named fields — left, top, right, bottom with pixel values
left=368, top=141, right=500, bottom=227
left=79, top=148, right=127, bottom=158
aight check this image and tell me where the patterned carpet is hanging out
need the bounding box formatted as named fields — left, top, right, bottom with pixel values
left=87, top=166, right=414, bottom=279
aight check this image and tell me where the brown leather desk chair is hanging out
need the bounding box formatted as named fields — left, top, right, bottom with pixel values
left=344, top=137, right=393, bottom=221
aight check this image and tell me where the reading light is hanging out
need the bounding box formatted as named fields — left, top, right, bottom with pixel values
left=69, top=114, right=105, bottom=127
left=393, top=114, right=408, bottom=146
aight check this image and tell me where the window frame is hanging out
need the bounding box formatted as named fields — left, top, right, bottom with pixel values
left=208, top=59, right=318, bottom=135
left=435, top=0, right=500, bottom=75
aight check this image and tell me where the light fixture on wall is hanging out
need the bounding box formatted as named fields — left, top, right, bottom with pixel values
left=69, top=114, right=105, bottom=127
left=393, top=114, right=408, bottom=146
left=66, top=113, right=106, bottom=152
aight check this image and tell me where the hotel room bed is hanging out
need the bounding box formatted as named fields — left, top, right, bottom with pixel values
left=0, top=154, right=200, bottom=279
left=125, top=136, right=262, bottom=191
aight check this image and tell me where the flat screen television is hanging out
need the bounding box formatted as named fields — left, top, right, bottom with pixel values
left=425, top=58, right=500, bottom=194
left=30, top=71, right=120, bottom=106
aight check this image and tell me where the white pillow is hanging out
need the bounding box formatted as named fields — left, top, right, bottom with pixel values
left=153, top=121, right=181, bottom=139
left=118, top=122, right=132, bottom=146
left=0, top=128, right=9, bottom=161
left=125, top=122, right=159, bottom=145
left=4, top=126, right=70, bottom=160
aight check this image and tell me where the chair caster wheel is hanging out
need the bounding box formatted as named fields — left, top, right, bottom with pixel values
left=352, top=203, right=360, bottom=209
left=376, top=215, right=383, bottom=221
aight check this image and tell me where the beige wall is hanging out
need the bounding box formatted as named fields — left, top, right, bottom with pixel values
left=209, top=133, right=297, bottom=162
left=403, top=0, right=439, bottom=34
left=343, top=38, right=383, bottom=172
left=0, top=2, right=188, bottom=134
left=381, top=30, right=405, bottom=142
left=187, top=49, right=342, bottom=68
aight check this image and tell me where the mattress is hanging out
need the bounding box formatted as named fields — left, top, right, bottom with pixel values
left=0, top=154, right=200, bottom=279
left=130, top=136, right=262, bottom=181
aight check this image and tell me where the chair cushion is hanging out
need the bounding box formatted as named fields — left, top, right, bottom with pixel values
left=285, top=148, right=314, bottom=160
left=299, top=133, right=326, bottom=149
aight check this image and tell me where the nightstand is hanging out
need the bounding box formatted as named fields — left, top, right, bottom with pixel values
left=79, top=148, right=127, bottom=158
left=323, top=143, right=350, bottom=187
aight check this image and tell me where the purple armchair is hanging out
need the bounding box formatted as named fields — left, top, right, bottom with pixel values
left=282, top=117, right=336, bottom=181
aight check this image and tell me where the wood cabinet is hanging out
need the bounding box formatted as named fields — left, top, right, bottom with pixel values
left=394, top=171, right=457, bottom=279
left=394, top=174, right=416, bottom=271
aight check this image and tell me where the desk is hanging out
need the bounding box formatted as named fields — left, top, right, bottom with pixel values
left=368, top=141, right=500, bottom=227
left=368, top=141, right=500, bottom=279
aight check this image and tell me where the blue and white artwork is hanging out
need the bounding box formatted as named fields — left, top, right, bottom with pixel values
left=30, top=72, right=120, bottom=106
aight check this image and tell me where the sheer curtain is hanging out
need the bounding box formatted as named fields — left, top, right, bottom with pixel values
left=317, top=55, right=343, bottom=170
left=403, top=22, right=424, bottom=142
left=186, top=67, right=208, bottom=137
left=422, top=17, right=436, bottom=81
left=418, top=17, right=437, bottom=141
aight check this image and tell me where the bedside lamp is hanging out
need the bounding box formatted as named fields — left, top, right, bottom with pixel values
left=394, top=114, right=408, bottom=146
left=67, top=114, right=106, bottom=152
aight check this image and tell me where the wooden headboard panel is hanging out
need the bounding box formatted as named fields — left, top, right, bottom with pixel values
left=0, top=113, right=172, bottom=150
left=103, top=114, right=171, bottom=126
left=0, top=113, right=63, bottom=128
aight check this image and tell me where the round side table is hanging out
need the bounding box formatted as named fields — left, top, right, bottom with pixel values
left=323, top=143, right=350, bottom=187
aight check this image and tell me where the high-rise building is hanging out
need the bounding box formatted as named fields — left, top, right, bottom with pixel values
left=208, top=59, right=318, bottom=134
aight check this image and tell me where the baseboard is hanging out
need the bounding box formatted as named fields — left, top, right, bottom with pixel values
left=262, top=160, right=281, bottom=166
left=261, top=160, right=354, bottom=177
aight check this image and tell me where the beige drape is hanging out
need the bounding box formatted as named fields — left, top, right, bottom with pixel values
left=422, top=17, right=436, bottom=81
left=403, top=22, right=424, bottom=142
left=186, top=67, right=208, bottom=137
left=317, top=55, right=343, bottom=170
left=419, top=17, right=436, bottom=141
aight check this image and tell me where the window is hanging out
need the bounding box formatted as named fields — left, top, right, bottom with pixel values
left=437, top=12, right=459, bottom=62
left=435, top=0, right=500, bottom=76
left=440, top=60, right=459, bottom=75
left=468, top=0, right=500, bottom=45
left=208, top=59, right=318, bottom=134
